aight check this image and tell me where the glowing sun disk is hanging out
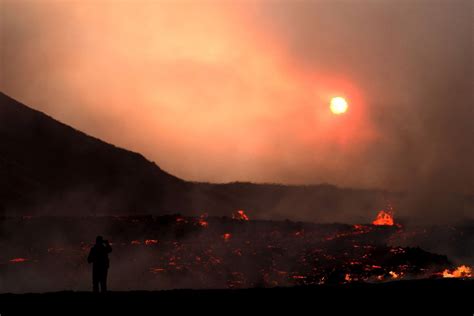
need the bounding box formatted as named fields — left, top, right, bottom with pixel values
left=330, top=97, right=348, bottom=115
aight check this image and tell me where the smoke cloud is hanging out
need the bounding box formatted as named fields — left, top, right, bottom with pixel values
left=1, top=0, right=472, bottom=197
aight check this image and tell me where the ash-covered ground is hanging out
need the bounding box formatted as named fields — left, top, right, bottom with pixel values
left=0, top=212, right=472, bottom=293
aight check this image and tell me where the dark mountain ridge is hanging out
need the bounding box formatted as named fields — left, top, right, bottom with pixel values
left=0, top=92, right=188, bottom=215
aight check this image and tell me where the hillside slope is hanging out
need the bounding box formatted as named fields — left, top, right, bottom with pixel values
left=0, top=92, right=189, bottom=215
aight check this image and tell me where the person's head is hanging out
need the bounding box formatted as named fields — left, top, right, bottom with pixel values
left=95, top=235, right=104, bottom=244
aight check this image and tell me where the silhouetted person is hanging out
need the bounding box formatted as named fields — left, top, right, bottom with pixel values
left=87, top=235, right=112, bottom=293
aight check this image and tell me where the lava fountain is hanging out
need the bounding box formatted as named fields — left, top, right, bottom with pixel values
left=372, top=210, right=394, bottom=226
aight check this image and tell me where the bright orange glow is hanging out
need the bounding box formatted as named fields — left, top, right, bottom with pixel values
left=232, top=210, right=250, bottom=221
left=222, top=233, right=232, bottom=241
left=150, top=267, right=165, bottom=274
left=372, top=210, right=394, bottom=226
left=198, top=218, right=209, bottom=228
left=442, top=265, right=472, bottom=278
left=1, top=3, right=382, bottom=186
left=344, top=273, right=352, bottom=282
left=145, top=239, right=158, bottom=246
left=330, top=97, right=348, bottom=115
left=389, top=271, right=400, bottom=279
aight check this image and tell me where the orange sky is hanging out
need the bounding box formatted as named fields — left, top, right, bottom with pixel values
left=1, top=0, right=472, bottom=191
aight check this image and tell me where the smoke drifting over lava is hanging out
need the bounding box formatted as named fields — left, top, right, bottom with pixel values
left=1, top=212, right=472, bottom=293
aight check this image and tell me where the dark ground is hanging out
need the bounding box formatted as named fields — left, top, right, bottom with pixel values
left=2, top=215, right=471, bottom=292
left=0, top=279, right=472, bottom=314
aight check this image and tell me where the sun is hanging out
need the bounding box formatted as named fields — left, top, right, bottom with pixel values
left=330, top=97, right=348, bottom=115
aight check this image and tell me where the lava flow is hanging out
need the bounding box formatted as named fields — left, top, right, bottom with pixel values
left=372, top=210, right=394, bottom=226
left=9, top=258, right=29, bottom=264
left=145, top=239, right=158, bottom=246
left=0, top=212, right=471, bottom=292
left=442, top=265, right=472, bottom=278
left=197, top=214, right=209, bottom=227
left=232, top=210, right=250, bottom=221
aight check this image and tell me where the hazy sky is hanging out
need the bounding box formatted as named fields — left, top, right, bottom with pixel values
left=1, top=0, right=472, bottom=192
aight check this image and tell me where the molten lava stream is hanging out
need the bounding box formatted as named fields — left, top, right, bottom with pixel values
left=442, top=265, right=472, bottom=278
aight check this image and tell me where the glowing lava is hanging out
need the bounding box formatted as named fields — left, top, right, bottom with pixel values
left=222, top=233, right=232, bottom=241
left=232, top=210, right=250, bottom=221
left=145, top=239, right=158, bottom=246
left=389, top=271, right=400, bottom=279
left=372, top=210, right=394, bottom=226
left=330, top=97, right=348, bottom=115
left=442, top=265, right=472, bottom=278
left=198, top=214, right=209, bottom=227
